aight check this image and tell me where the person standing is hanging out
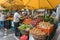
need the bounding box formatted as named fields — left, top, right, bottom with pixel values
left=0, top=13, right=6, bottom=21
left=0, top=13, right=7, bottom=38
left=13, top=10, right=21, bottom=36
left=0, top=13, right=6, bottom=28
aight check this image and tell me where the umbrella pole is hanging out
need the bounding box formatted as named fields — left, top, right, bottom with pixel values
left=32, top=10, right=34, bottom=19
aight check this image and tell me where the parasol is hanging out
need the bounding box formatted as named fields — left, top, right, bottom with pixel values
left=23, top=0, right=53, bottom=10
left=48, top=0, right=60, bottom=9
left=23, top=0, right=60, bottom=10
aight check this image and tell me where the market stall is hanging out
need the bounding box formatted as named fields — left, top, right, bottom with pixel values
left=0, top=0, right=59, bottom=40
left=18, top=9, right=57, bottom=40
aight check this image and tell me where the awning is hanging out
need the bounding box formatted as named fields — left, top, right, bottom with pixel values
left=0, top=0, right=60, bottom=10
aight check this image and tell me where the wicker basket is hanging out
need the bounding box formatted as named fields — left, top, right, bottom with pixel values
left=32, top=34, right=47, bottom=40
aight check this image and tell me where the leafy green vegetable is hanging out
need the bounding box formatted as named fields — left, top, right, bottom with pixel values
left=18, top=24, right=33, bottom=30
left=44, top=14, right=54, bottom=24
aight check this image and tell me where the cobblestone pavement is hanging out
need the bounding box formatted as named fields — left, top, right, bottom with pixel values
left=0, top=28, right=19, bottom=40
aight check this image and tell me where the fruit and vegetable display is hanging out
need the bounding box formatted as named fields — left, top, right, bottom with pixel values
left=44, top=14, right=54, bottom=24
left=5, top=14, right=14, bottom=20
left=30, top=18, right=42, bottom=27
left=30, top=27, right=47, bottom=40
left=6, top=17, right=14, bottom=20
left=37, top=21, right=54, bottom=35
left=18, top=12, right=56, bottom=40
left=22, top=15, right=54, bottom=35
left=18, top=24, right=33, bottom=31
left=18, top=24, right=33, bottom=35
left=30, top=27, right=46, bottom=36
left=23, top=18, right=33, bottom=24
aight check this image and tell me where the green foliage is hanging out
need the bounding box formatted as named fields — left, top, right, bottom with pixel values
left=3, top=10, right=9, bottom=13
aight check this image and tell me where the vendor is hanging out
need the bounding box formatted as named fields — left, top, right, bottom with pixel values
left=0, top=13, right=6, bottom=21
left=13, top=10, right=21, bottom=36
left=0, top=13, right=6, bottom=29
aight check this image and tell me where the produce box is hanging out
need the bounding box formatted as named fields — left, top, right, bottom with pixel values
left=40, top=26, right=54, bottom=35
left=37, top=22, right=54, bottom=35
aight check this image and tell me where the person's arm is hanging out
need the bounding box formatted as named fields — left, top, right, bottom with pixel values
left=17, top=14, right=22, bottom=19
